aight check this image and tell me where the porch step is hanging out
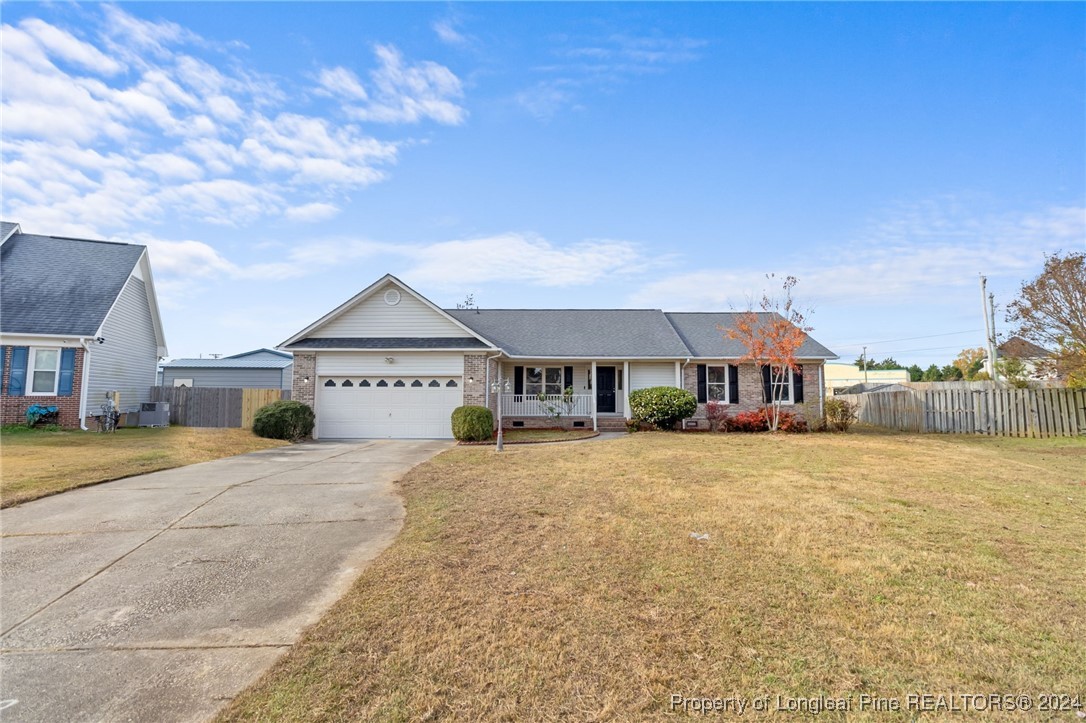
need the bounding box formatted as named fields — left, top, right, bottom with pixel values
left=596, top=418, right=630, bottom=432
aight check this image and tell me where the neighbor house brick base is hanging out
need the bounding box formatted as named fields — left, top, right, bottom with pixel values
left=0, top=347, right=86, bottom=429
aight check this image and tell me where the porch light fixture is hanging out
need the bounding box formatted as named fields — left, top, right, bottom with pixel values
left=303, top=376, right=310, bottom=384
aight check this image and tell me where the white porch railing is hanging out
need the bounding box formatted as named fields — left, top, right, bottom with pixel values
left=502, top=394, right=592, bottom=417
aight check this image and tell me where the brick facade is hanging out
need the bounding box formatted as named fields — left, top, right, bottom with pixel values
left=681, top=361, right=824, bottom=430
left=463, top=353, right=488, bottom=407
left=291, top=352, right=316, bottom=408
left=0, top=346, right=86, bottom=428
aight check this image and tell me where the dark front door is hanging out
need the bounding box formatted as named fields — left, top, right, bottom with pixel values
left=596, top=366, right=616, bottom=413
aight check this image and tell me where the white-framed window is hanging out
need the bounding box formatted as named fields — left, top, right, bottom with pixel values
left=525, top=367, right=563, bottom=396
left=707, top=366, right=731, bottom=403
left=770, top=365, right=793, bottom=404
left=29, top=347, right=60, bottom=395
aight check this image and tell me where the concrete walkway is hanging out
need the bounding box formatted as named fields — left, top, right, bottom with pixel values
left=0, top=439, right=450, bottom=722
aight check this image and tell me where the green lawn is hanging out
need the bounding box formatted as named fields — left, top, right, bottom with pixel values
left=221, top=429, right=1086, bottom=721
left=0, top=425, right=288, bottom=507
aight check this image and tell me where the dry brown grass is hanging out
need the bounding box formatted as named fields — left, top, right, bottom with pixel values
left=472, top=429, right=600, bottom=444
left=221, top=430, right=1086, bottom=721
left=0, top=425, right=288, bottom=507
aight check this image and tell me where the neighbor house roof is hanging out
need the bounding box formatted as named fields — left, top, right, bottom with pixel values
left=225, top=348, right=292, bottom=360
left=997, top=335, right=1049, bottom=360
left=665, top=312, right=838, bottom=359
left=161, top=357, right=294, bottom=369
left=447, top=309, right=692, bottom=358
left=0, top=229, right=147, bottom=336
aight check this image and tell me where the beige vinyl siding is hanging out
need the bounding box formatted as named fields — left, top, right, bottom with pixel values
left=316, top=352, right=464, bottom=376
left=311, top=283, right=467, bottom=338
left=629, top=362, right=677, bottom=391
left=86, top=276, right=159, bottom=411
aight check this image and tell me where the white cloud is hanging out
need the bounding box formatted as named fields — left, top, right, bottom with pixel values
left=315, top=66, right=368, bottom=100
left=346, top=44, right=466, bottom=125
left=432, top=19, right=468, bottom=47
left=2, top=7, right=452, bottom=236
left=284, top=202, right=341, bottom=222
left=631, top=203, right=1086, bottom=312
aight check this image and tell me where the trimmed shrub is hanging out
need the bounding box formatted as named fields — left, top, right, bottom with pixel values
left=705, top=400, right=728, bottom=432
left=252, top=400, right=314, bottom=441
left=628, top=387, right=697, bottom=431
left=823, top=397, right=859, bottom=432
left=723, top=410, right=769, bottom=433
left=451, top=405, right=493, bottom=442
left=776, top=410, right=808, bottom=433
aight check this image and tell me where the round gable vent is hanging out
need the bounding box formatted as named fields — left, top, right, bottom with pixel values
left=383, top=289, right=402, bottom=306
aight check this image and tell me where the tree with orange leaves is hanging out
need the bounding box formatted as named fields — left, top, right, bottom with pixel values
left=724, top=274, right=814, bottom=432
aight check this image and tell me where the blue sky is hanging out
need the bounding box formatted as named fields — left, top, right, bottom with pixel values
left=3, top=2, right=1083, bottom=365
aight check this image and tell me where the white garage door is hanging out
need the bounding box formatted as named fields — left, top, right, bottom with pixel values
left=317, top=376, right=463, bottom=439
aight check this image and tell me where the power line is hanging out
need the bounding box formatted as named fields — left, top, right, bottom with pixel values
left=829, top=329, right=983, bottom=350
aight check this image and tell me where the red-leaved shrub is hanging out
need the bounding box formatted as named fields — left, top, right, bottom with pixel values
left=723, top=410, right=769, bottom=432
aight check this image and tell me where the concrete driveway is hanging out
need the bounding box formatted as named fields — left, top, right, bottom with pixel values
left=0, top=439, right=450, bottom=722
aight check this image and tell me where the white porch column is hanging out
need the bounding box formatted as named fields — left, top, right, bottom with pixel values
left=674, top=361, right=682, bottom=388
left=623, top=361, right=631, bottom=420
left=591, top=360, right=598, bottom=431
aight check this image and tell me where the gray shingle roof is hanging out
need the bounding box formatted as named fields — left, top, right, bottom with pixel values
left=665, top=312, right=838, bottom=359
left=161, top=358, right=293, bottom=369
left=287, top=337, right=490, bottom=350
left=447, top=309, right=692, bottom=358
left=1, top=230, right=145, bottom=336
left=225, top=348, right=293, bottom=360
left=1, top=222, right=20, bottom=240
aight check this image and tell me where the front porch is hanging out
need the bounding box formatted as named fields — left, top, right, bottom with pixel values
left=489, top=360, right=684, bottom=431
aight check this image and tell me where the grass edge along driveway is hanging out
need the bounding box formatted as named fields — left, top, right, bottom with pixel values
left=220, top=430, right=1086, bottom=721
left=1, top=426, right=289, bottom=507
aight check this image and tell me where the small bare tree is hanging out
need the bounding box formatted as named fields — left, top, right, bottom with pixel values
left=724, top=274, right=813, bottom=432
left=1006, top=251, right=1086, bottom=387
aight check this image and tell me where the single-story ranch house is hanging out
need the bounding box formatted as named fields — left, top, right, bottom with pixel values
left=281, top=275, right=837, bottom=439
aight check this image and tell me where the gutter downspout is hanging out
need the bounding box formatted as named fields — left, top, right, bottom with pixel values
left=680, top=358, right=692, bottom=426
left=818, top=362, right=825, bottom=421
left=78, top=338, right=93, bottom=430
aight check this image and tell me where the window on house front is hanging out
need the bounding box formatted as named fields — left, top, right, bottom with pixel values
left=30, top=348, right=60, bottom=395
left=525, top=367, right=563, bottom=396
left=707, top=366, right=730, bottom=402
left=770, top=366, right=793, bottom=403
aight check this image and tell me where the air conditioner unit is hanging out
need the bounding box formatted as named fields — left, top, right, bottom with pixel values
left=139, top=401, right=170, bottom=427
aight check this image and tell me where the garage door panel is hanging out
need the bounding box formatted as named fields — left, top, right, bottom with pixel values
left=317, top=376, right=463, bottom=439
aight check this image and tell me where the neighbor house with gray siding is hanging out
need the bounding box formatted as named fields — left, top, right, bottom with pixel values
left=161, top=349, right=292, bottom=390
left=0, top=221, right=167, bottom=428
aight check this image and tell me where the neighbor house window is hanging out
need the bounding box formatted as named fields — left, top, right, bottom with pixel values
left=770, top=366, right=793, bottom=403
left=30, top=348, right=60, bottom=395
left=706, top=366, right=731, bottom=402
left=525, top=367, right=563, bottom=396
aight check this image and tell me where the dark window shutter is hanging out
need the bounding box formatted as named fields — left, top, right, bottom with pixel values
left=696, top=364, right=707, bottom=403
left=793, top=365, right=804, bottom=403
left=9, top=347, right=28, bottom=396
left=58, top=348, right=76, bottom=397
left=0, top=345, right=6, bottom=395
left=728, top=364, right=739, bottom=403
left=761, top=364, right=772, bottom=403
left=564, top=366, right=573, bottom=390
left=513, top=366, right=524, bottom=395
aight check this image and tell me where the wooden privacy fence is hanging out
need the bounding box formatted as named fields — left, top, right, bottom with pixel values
left=836, top=387, right=1086, bottom=438
left=149, top=387, right=290, bottom=428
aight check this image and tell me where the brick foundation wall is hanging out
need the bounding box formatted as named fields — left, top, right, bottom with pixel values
left=681, top=362, right=824, bottom=430
left=291, top=352, right=316, bottom=408
left=0, top=346, right=86, bottom=428
left=502, top=416, right=593, bottom=430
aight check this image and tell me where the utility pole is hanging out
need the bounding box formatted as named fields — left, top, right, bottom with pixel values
left=979, top=275, right=999, bottom=382
left=862, top=345, right=869, bottom=383
left=989, top=291, right=1000, bottom=383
